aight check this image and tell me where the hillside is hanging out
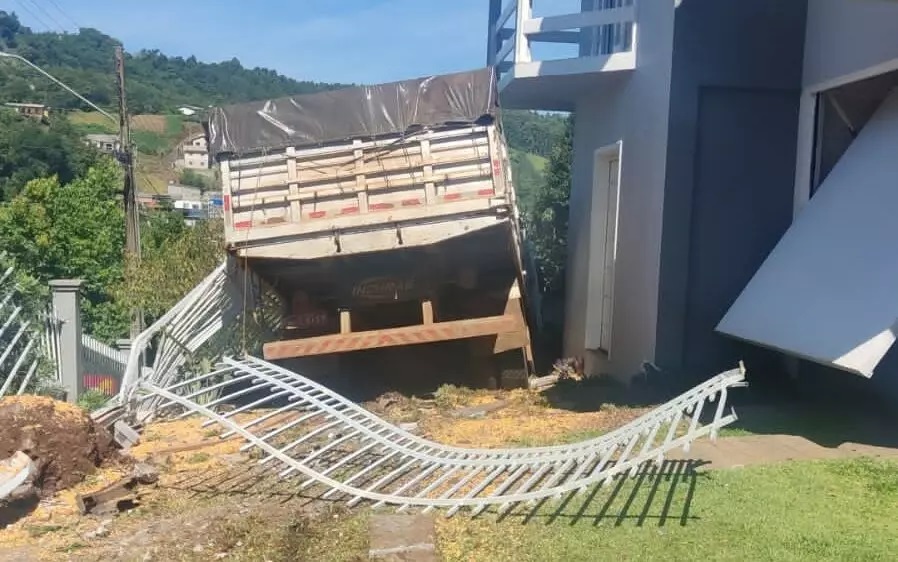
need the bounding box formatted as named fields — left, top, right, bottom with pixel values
left=0, top=10, right=566, bottom=196
left=0, top=13, right=347, bottom=113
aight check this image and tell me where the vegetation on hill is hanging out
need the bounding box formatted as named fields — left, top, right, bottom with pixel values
left=501, top=110, right=567, bottom=160
left=0, top=109, right=102, bottom=200
left=525, top=116, right=573, bottom=294
left=0, top=158, right=128, bottom=341
left=0, top=13, right=347, bottom=113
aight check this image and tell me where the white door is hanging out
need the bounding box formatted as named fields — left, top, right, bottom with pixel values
left=599, top=157, right=620, bottom=352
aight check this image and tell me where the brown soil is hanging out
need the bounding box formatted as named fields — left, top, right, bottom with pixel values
left=130, top=114, right=168, bottom=133
left=0, top=396, right=118, bottom=498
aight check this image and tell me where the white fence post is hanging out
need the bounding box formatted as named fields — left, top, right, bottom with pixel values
left=49, top=279, right=83, bottom=403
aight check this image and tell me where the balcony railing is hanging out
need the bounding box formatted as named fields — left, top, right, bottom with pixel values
left=488, top=0, right=637, bottom=90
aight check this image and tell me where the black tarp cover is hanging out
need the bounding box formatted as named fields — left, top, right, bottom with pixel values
left=206, top=67, right=498, bottom=158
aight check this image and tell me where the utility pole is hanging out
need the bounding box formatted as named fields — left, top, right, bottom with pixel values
left=114, top=45, right=143, bottom=337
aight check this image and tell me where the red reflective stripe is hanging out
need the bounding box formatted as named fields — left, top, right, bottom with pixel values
left=443, top=193, right=463, bottom=201
left=234, top=220, right=252, bottom=229
left=370, top=203, right=395, bottom=210
left=340, top=207, right=360, bottom=215
left=223, top=194, right=231, bottom=211
left=309, top=211, right=327, bottom=219
left=477, top=188, right=495, bottom=196
left=492, top=159, right=502, bottom=177
left=401, top=199, right=422, bottom=207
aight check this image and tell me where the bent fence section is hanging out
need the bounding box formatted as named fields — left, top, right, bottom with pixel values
left=137, top=355, right=746, bottom=516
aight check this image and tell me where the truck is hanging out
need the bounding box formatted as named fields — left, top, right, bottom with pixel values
left=206, top=67, right=539, bottom=389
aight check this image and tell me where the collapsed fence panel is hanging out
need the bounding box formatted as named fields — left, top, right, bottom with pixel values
left=137, top=356, right=746, bottom=516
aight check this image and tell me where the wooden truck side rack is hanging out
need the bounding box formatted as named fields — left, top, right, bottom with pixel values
left=263, top=313, right=522, bottom=360
left=263, top=288, right=531, bottom=362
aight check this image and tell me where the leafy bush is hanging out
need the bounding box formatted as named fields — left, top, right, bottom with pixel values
left=179, top=168, right=213, bottom=190
left=76, top=389, right=110, bottom=412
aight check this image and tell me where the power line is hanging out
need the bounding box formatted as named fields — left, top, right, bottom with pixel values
left=42, top=0, right=79, bottom=29
left=24, top=0, right=67, bottom=32
left=13, top=0, right=53, bottom=32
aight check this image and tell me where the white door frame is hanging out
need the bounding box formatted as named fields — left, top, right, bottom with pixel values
left=585, top=141, right=623, bottom=356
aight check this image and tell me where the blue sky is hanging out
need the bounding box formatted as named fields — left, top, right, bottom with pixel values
left=0, top=0, right=494, bottom=84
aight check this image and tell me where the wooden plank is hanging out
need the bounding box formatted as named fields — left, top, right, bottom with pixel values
left=231, top=167, right=493, bottom=209
left=285, top=138, right=490, bottom=175
left=262, top=314, right=520, bottom=360
left=340, top=309, right=352, bottom=334
left=285, top=146, right=301, bottom=221
left=354, top=139, right=368, bottom=213
left=422, top=300, right=434, bottom=325
left=229, top=197, right=505, bottom=248
left=421, top=138, right=436, bottom=205
left=229, top=150, right=490, bottom=195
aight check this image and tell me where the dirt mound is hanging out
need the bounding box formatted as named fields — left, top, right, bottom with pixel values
left=0, top=396, right=117, bottom=497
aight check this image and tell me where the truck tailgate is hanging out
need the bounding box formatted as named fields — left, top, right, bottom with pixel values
left=222, top=124, right=513, bottom=259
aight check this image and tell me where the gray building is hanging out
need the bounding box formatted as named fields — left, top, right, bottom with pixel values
left=85, top=133, right=120, bottom=154
left=488, top=0, right=898, bottom=401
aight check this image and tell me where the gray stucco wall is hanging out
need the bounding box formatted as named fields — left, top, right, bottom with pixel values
left=655, top=0, right=808, bottom=380
left=565, top=0, right=675, bottom=378
left=803, top=0, right=898, bottom=89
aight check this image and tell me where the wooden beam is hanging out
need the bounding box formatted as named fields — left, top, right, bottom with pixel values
left=422, top=300, right=434, bottom=325
left=339, top=310, right=351, bottom=334
left=262, top=314, right=521, bottom=360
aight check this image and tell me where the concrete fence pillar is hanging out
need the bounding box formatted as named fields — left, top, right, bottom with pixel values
left=49, top=279, right=84, bottom=403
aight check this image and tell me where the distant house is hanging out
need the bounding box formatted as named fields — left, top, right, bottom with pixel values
left=136, top=193, right=161, bottom=209
left=5, top=102, right=49, bottom=119
left=178, top=105, right=202, bottom=117
left=85, top=133, right=120, bottom=154
left=179, top=133, right=209, bottom=169
left=166, top=182, right=203, bottom=201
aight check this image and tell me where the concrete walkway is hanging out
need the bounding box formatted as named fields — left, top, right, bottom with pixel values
left=368, top=514, right=437, bottom=561
left=667, top=434, right=898, bottom=470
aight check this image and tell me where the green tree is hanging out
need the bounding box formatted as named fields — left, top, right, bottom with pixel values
left=501, top=110, right=567, bottom=159
left=116, top=216, right=225, bottom=320
left=0, top=111, right=102, bottom=200
left=509, top=148, right=542, bottom=211
left=0, top=159, right=129, bottom=340
left=525, top=116, right=573, bottom=294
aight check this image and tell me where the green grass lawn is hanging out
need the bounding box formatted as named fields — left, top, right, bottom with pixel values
left=436, top=456, right=898, bottom=561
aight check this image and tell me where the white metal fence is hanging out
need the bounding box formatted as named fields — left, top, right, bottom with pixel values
left=81, top=333, right=128, bottom=396
left=0, top=266, right=62, bottom=397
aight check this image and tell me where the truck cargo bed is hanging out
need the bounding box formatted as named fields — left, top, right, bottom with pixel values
left=208, top=68, right=537, bottom=386
left=221, top=124, right=515, bottom=259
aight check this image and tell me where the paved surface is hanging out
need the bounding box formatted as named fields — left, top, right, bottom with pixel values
left=667, top=434, right=898, bottom=469
left=368, top=514, right=437, bottom=561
